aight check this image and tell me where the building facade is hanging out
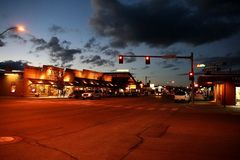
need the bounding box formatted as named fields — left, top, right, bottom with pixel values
left=0, top=65, right=138, bottom=97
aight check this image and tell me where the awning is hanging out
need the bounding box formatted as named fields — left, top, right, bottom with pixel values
left=74, top=77, right=118, bottom=88
left=198, top=74, right=240, bottom=85
left=100, top=81, right=117, bottom=88
left=74, top=78, right=89, bottom=86
left=29, top=78, right=56, bottom=85
left=64, top=82, right=74, bottom=86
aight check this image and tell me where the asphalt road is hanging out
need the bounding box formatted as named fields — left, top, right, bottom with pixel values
left=0, top=96, right=240, bottom=160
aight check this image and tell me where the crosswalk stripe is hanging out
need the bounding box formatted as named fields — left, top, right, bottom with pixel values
left=147, top=107, right=156, bottom=111
left=112, top=105, right=123, bottom=108
left=135, top=107, right=144, bottom=110
left=159, top=108, right=167, bottom=111
left=124, top=106, right=132, bottom=109
left=171, top=108, right=179, bottom=111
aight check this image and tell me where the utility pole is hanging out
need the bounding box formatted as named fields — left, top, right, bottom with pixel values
left=190, top=52, right=194, bottom=104
left=145, top=76, right=150, bottom=84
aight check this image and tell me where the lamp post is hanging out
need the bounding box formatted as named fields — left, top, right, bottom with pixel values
left=0, top=25, right=25, bottom=37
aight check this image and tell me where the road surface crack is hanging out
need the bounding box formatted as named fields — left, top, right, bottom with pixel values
left=119, top=124, right=169, bottom=160
left=119, top=126, right=150, bottom=160
left=23, top=137, right=79, bottom=160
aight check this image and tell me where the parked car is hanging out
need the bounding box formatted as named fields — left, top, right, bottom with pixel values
left=174, top=90, right=191, bottom=102
left=194, top=91, right=205, bottom=100
left=125, top=92, right=140, bottom=97
left=68, top=90, right=85, bottom=99
left=82, top=90, right=102, bottom=100
left=155, top=92, right=162, bottom=96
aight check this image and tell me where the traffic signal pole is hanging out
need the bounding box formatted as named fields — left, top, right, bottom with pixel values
left=119, top=52, right=195, bottom=104
left=190, top=52, right=194, bottom=104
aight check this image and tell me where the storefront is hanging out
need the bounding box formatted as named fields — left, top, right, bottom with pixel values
left=64, top=68, right=116, bottom=96
left=24, top=65, right=64, bottom=97
left=27, top=78, right=60, bottom=97
left=198, top=73, right=240, bottom=106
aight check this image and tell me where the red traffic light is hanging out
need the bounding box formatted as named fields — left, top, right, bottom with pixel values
left=188, top=71, right=194, bottom=80
left=145, top=56, right=150, bottom=64
left=119, top=55, right=123, bottom=64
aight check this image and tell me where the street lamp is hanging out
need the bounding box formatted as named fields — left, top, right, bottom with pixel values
left=0, top=25, right=26, bottom=37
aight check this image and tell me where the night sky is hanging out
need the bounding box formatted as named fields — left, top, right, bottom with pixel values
left=1, top=0, right=240, bottom=86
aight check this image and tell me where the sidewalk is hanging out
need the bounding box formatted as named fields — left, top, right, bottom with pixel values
left=186, top=100, right=240, bottom=115
left=0, top=96, right=69, bottom=101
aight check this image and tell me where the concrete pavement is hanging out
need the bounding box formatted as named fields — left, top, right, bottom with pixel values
left=0, top=97, right=240, bottom=160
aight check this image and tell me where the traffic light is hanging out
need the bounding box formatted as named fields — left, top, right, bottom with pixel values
left=188, top=71, right=194, bottom=81
left=145, top=56, right=150, bottom=64
left=118, top=55, right=123, bottom=64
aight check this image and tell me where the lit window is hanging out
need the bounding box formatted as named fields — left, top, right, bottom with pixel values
left=10, top=83, right=16, bottom=93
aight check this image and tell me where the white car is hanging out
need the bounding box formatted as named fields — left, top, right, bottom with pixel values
left=174, top=91, right=190, bottom=102
left=82, top=91, right=101, bottom=100
left=155, top=92, right=162, bottom=96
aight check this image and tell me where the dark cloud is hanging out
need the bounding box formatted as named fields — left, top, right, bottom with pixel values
left=162, top=63, right=175, bottom=69
left=102, top=48, right=119, bottom=57
left=142, top=66, right=150, bottom=70
left=124, top=52, right=136, bottom=63
left=83, top=37, right=111, bottom=53
left=81, top=55, right=114, bottom=67
left=160, top=60, right=177, bottom=69
left=196, top=54, right=240, bottom=70
left=30, top=37, right=47, bottom=45
left=160, top=49, right=183, bottom=56
left=91, top=0, right=240, bottom=47
left=109, top=38, right=128, bottom=48
left=172, top=67, right=180, bottom=71
left=99, top=45, right=109, bottom=52
left=30, top=36, right=81, bottom=67
left=61, top=40, right=72, bottom=48
left=186, top=0, right=240, bottom=16
left=48, top=25, right=66, bottom=34
left=8, top=33, right=27, bottom=43
left=84, top=37, right=98, bottom=49
left=0, top=60, right=30, bottom=70
left=48, top=24, right=80, bottom=35
left=83, top=37, right=137, bottom=64
left=0, top=32, right=26, bottom=47
left=0, top=39, right=5, bottom=47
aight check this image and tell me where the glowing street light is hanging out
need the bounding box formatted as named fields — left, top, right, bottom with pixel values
left=0, top=25, right=26, bottom=37
left=15, top=25, right=25, bottom=32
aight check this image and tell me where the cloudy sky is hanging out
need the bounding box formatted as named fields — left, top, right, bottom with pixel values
left=1, top=0, right=240, bottom=86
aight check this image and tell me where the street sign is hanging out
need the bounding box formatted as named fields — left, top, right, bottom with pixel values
left=162, top=54, right=176, bottom=59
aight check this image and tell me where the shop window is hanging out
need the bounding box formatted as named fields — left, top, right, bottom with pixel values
left=30, top=84, right=37, bottom=93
